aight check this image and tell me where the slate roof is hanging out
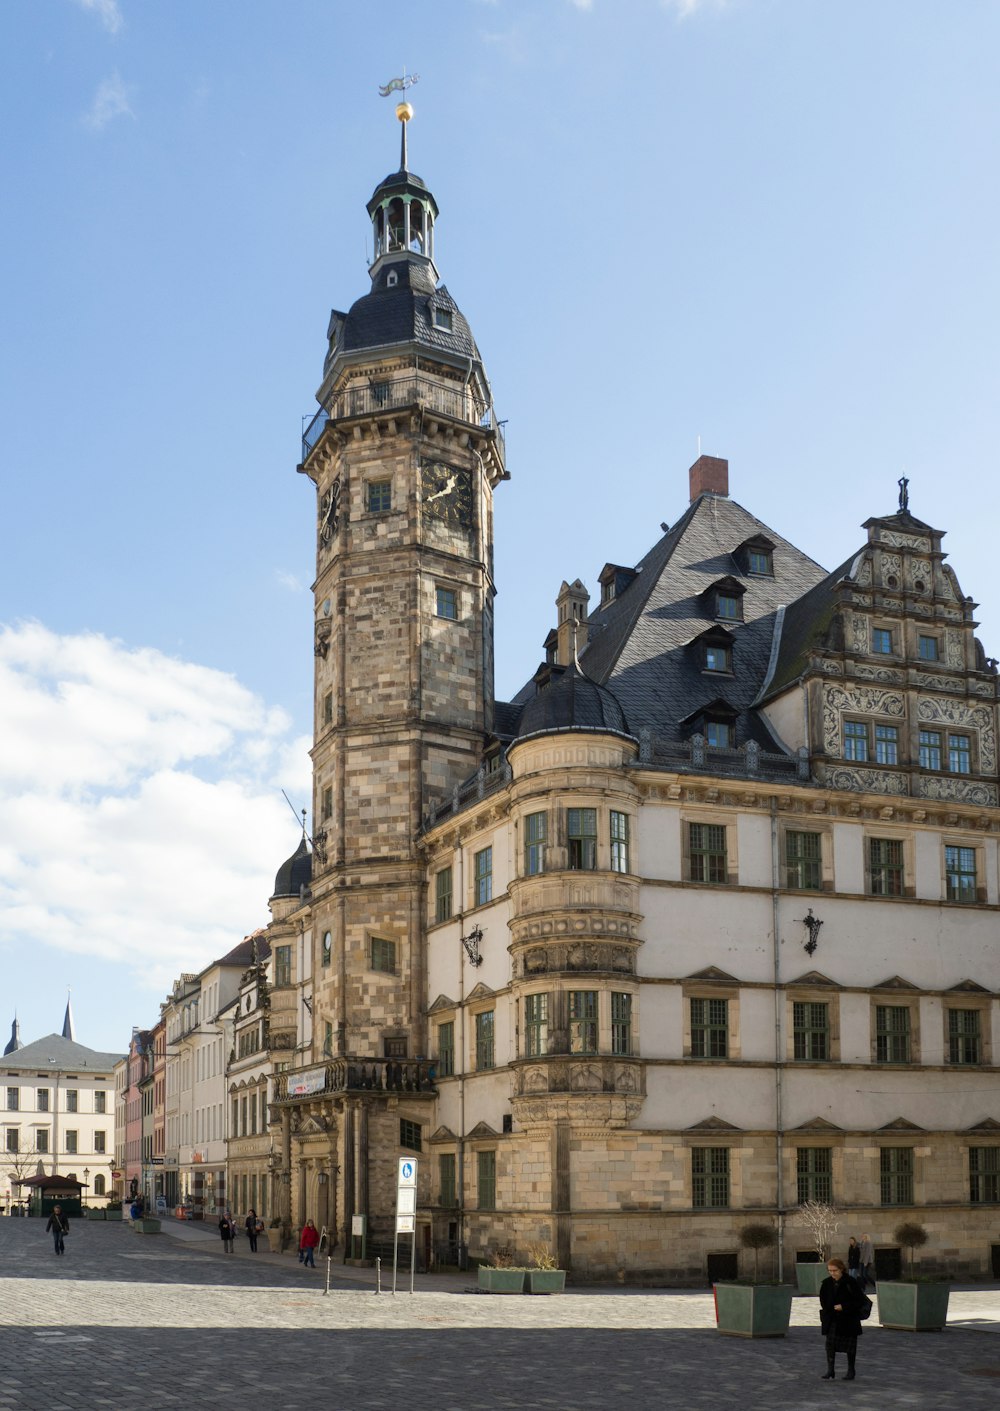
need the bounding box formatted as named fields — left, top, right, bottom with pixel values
left=2, top=1034, right=123, bottom=1071
left=498, top=493, right=827, bottom=751
left=514, top=663, right=630, bottom=741
left=757, top=551, right=857, bottom=700
left=214, top=933, right=271, bottom=970
left=272, top=836, right=312, bottom=899
left=335, top=257, right=481, bottom=366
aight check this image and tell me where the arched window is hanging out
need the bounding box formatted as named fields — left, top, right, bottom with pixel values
left=94, top=1174, right=106, bottom=1196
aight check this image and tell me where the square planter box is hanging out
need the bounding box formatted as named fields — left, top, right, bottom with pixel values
left=86, top=1209, right=106, bottom=1221
left=877, top=1281, right=950, bottom=1331
left=794, top=1262, right=826, bottom=1295
left=133, top=1218, right=162, bottom=1235
left=715, top=1283, right=795, bottom=1338
left=266, top=1229, right=284, bottom=1254
left=526, top=1269, right=566, bottom=1295
left=478, top=1267, right=526, bottom=1294
left=105, top=1209, right=122, bottom=1221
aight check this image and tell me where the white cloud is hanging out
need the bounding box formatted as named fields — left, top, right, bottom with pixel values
left=72, top=0, right=124, bottom=35
left=0, top=623, right=310, bottom=989
left=662, top=0, right=730, bottom=17
left=84, top=72, right=133, bottom=131
left=275, top=570, right=305, bottom=593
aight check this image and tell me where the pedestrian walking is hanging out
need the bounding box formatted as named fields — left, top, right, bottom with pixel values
left=847, top=1236, right=861, bottom=1280
left=819, top=1257, right=866, bottom=1381
left=299, top=1218, right=320, bottom=1269
left=858, top=1232, right=875, bottom=1290
left=219, top=1211, right=236, bottom=1253
left=46, top=1204, right=69, bottom=1256
left=245, top=1208, right=262, bottom=1253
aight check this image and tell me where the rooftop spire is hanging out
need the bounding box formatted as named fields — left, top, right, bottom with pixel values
left=3, top=1017, right=22, bottom=1056
left=62, top=991, right=75, bottom=1042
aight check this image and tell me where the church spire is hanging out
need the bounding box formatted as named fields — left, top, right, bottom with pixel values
left=3, top=1017, right=22, bottom=1056
left=62, top=992, right=75, bottom=1042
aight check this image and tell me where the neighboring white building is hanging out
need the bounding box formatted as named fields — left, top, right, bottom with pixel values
left=1, top=1019, right=121, bottom=1211
left=160, top=938, right=261, bottom=1217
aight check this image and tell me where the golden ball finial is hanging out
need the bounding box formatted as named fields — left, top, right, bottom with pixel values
left=396, top=100, right=414, bottom=122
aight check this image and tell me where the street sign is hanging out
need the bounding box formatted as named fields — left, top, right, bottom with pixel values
left=393, top=1156, right=419, bottom=1294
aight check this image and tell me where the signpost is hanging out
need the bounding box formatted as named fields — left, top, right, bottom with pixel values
left=392, top=1156, right=418, bottom=1295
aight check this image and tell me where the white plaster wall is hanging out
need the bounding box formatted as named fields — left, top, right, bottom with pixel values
left=760, top=686, right=807, bottom=753
left=838, top=993, right=871, bottom=1063
left=640, top=807, right=681, bottom=882
left=914, top=830, right=941, bottom=901
left=832, top=822, right=864, bottom=894
left=638, top=985, right=684, bottom=1059
left=641, top=885, right=777, bottom=983
left=737, top=813, right=773, bottom=889
left=641, top=1064, right=776, bottom=1130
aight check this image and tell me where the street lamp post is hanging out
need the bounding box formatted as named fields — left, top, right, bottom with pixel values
left=83, top=1168, right=89, bottom=1211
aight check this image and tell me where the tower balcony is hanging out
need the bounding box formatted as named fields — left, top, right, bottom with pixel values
left=271, top=1056, right=438, bottom=1105
left=302, top=373, right=505, bottom=477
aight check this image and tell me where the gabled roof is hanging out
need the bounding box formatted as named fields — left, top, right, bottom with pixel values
left=1, top=1034, right=123, bottom=1072
left=502, top=493, right=825, bottom=749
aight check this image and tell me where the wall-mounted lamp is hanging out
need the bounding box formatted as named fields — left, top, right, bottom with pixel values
left=799, top=909, right=824, bottom=957
left=461, top=926, right=484, bottom=968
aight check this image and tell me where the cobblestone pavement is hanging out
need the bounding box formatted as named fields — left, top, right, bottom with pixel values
left=1, top=1217, right=999, bottom=1410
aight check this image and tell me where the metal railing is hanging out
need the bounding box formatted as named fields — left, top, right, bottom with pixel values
left=423, top=736, right=810, bottom=829
left=272, top=1056, right=437, bottom=1103
left=301, top=375, right=505, bottom=466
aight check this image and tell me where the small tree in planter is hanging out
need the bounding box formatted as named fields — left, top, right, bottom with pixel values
left=794, top=1201, right=840, bottom=1294
left=894, top=1221, right=929, bottom=1279
left=740, top=1224, right=778, bottom=1284
left=715, top=1223, right=793, bottom=1337
left=878, top=1221, right=950, bottom=1332
left=477, top=1246, right=527, bottom=1294
left=525, top=1242, right=566, bottom=1294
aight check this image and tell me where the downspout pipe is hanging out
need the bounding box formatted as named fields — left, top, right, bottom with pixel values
left=770, top=796, right=785, bottom=1281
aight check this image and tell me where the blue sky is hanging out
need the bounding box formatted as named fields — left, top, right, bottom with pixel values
left=2, top=0, right=999, bottom=1055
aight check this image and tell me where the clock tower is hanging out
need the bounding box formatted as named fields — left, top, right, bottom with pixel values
left=299, top=101, right=507, bottom=1067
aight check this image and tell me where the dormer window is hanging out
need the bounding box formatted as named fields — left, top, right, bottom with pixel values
left=704, top=576, right=746, bottom=622
left=680, top=698, right=739, bottom=749
left=433, top=306, right=453, bottom=331
left=599, top=563, right=638, bottom=606
left=386, top=270, right=398, bottom=288
left=692, top=625, right=735, bottom=674
left=736, top=534, right=775, bottom=577
left=705, top=721, right=732, bottom=748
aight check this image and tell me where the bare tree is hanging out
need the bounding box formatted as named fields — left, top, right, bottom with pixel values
left=0, top=1143, right=46, bottom=1210
left=796, top=1200, right=841, bottom=1262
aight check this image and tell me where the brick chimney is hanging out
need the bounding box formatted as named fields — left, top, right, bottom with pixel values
left=689, top=455, right=729, bottom=502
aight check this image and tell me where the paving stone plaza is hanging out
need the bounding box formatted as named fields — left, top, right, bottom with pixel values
left=1, top=1216, right=999, bottom=1410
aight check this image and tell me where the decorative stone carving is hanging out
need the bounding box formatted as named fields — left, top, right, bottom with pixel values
left=916, top=777, right=998, bottom=806
left=823, top=686, right=904, bottom=755
left=916, top=696, right=995, bottom=772
left=850, top=615, right=869, bottom=654
left=907, top=557, right=932, bottom=589
left=880, top=530, right=928, bottom=550
left=827, top=767, right=908, bottom=795
left=914, top=673, right=964, bottom=693
left=880, top=552, right=902, bottom=585
left=944, top=629, right=964, bottom=669
left=855, top=558, right=873, bottom=586
left=854, top=664, right=905, bottom=684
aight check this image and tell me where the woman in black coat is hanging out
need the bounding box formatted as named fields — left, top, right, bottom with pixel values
left=819, top=1257, right=865, bottom=1380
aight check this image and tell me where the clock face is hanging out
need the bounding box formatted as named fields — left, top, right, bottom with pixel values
left=319, top=478, right=341, bottom=543
left=421, top=460, right=473, bottom=529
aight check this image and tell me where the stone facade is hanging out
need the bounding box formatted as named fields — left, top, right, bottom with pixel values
left=262, top=116, right=1000, bottom=1285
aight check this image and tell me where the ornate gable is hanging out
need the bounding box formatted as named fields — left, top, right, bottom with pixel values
left=686, top=1116, right=742, bottom=1132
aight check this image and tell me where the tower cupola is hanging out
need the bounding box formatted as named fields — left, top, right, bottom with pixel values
left=366, top=101, right=439, bottom=279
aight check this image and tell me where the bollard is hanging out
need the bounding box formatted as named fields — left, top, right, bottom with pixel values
left=324, top=1252, right=331, bottom=1296
left=375, top=1255, right=381, bottom=1295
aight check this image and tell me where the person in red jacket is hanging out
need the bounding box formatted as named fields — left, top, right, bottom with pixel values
left=299, top=1218, right=320, bottom=1268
